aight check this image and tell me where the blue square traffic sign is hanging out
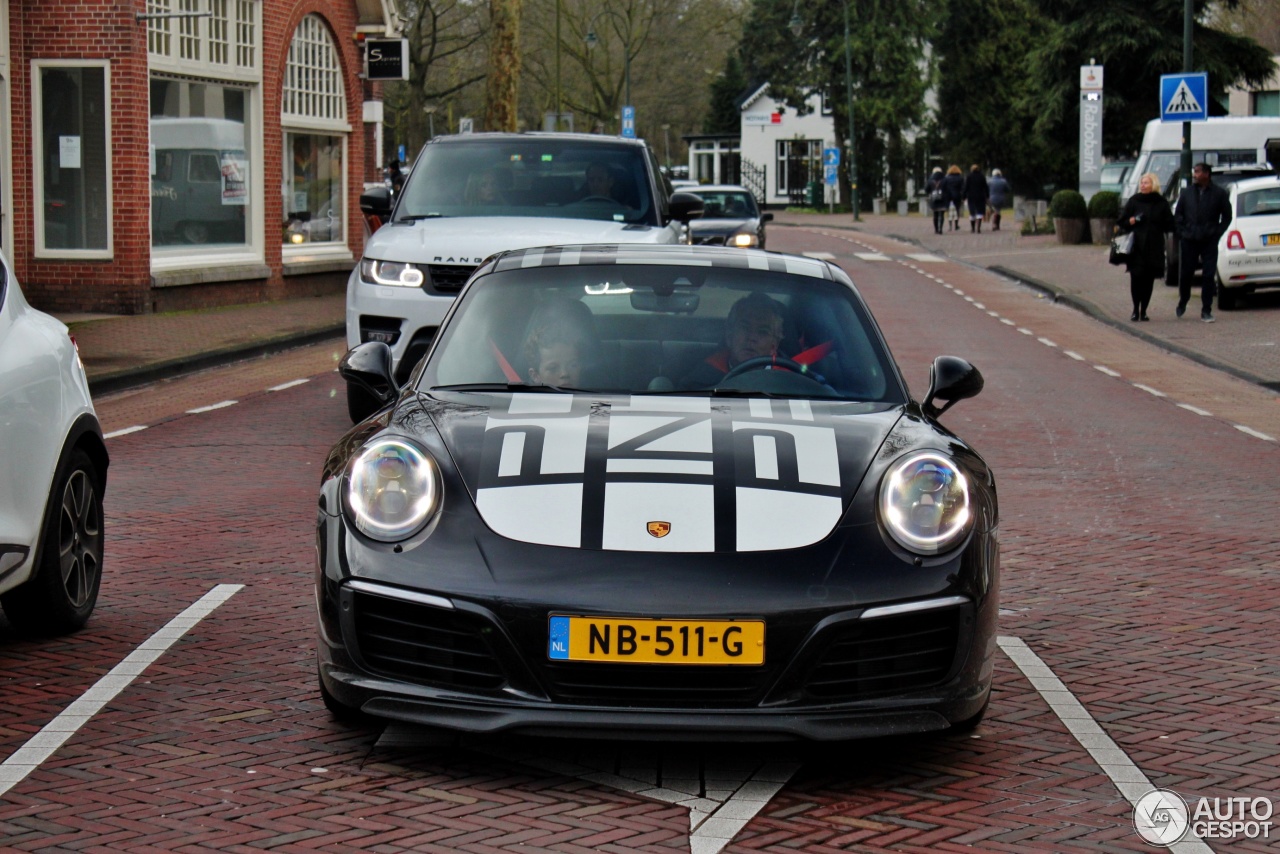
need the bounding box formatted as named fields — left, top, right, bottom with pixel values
left=823, top=147, right=840, bottom=167
left=1160, top=73, right=1208, bottom=122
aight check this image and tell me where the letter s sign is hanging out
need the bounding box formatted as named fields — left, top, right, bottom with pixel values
left=365, top=38, right=408, bottom=81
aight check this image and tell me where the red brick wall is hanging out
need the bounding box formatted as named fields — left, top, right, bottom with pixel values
left=10, top=0, right=371, bottom=315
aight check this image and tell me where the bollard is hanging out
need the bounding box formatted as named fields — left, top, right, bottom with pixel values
left=897, top=200, right=910, bottom=216
left=918, top=198, right=930, bottom=216
left=873, top=198, right=887, bottom=215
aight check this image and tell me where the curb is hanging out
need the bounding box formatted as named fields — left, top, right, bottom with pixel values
left=87, top=324, right=345, bottom=397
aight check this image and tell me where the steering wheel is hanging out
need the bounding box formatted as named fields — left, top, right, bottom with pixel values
left=579, top=195, right=617, bottom=204
left=722, top=355, right=809, bottom=381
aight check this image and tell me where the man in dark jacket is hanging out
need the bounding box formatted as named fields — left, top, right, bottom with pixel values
left=1173, top=162, right=1232, bottom=322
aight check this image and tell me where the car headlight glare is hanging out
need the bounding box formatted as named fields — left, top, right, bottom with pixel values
left=361, top=259, right=425, bottom=287
left=345, top=439, right=440, bottom=540
left=731, top=232, right=758, bottom=247
left=879, top=451, right=972, bottom=555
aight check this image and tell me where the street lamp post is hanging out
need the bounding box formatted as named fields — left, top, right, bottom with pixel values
left=791, top=3, right=858, bottom=221
left=662, top=123, right=671, bottom=169
left=585, top=8, right=632, bottom=132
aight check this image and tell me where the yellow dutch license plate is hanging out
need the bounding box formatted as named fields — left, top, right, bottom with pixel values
left=1264, top=233, right=1280, bottom=246
left=548, top=615, right=765, bottom=665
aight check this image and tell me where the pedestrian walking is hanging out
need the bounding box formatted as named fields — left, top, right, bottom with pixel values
left=942, top=165, right=965, bottom=231
left=1173, top=162, right=1232, bottom=322
left=1116, top=172, right=1174, bottom=322
left=927, top=167, right=948, bottom=234
left=386, top=159, right=405, bottom=196
left=964, top=164, right=990, bottom=233
left=987, top=169, right=1010, bottom=231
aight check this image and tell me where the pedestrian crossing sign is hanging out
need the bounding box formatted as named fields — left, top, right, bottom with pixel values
left=1160, top=73, right=1208, bottom=122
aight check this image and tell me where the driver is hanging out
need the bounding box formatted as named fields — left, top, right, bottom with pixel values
left=580, top=162, right=625, bottom=205
left=680, top=292, right=785, bottom=388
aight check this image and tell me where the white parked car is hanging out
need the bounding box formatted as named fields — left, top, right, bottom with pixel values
left=348, top=132, right=704, bottom=421
left=1216, top=175, right=1280, bottom=310
left=0, top=255, right=108, bottom=634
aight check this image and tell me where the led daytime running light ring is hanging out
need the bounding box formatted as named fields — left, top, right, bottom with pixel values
left=879, top=451, right=972, bottom=555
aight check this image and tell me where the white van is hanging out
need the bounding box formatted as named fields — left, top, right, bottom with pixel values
left=1120, top=117, right=1280, bottom=202
left=347, top=132, right=704, bottom=421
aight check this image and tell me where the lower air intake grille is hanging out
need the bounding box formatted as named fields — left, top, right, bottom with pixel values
left=351, top=592, right=506, bottom=691
left=802, top=609, right=959, bottom=702
left=538, top=662, right=772, bottom=708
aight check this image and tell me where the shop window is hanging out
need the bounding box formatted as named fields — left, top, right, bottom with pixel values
left=150, top=78, right=250, bottom=248
left=281, top=15, right=348, bottom=250
left=34, top=62, right=111, bottom=256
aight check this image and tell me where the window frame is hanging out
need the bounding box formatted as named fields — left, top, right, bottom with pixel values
left=31, top=59, right=113, bottom=260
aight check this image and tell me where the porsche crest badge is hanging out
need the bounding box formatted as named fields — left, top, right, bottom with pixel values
left=646, top=521, right=671, bottom=538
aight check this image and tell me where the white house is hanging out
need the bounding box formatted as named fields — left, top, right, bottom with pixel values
left=684, top=83, right=838, bottom=207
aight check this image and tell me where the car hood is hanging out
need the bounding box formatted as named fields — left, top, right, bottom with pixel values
left=689, top=217, right=753, bottom=235
left=364, top=216, right=672, bottom=264
left=420, top=392, right=902, bottom=553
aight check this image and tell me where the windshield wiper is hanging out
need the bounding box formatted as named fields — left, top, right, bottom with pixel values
left=397, top=213, right=446, bottom=222
left=428, top=383, right=595, bottom=394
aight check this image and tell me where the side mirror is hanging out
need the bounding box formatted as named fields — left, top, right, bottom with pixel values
left=761, top=212, right=775, bottom=223
left=922, top=356, right=983, bottom=419
left=669, top=191, right=705, bottom=224
left=359, top=186, right=394, bottom=219
left=340, top=342, right=399, bottom=407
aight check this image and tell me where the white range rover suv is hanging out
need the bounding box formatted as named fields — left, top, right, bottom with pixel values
left=0, top=254, right=109, bottom=635
left=346, top=132, right=704, bottom=420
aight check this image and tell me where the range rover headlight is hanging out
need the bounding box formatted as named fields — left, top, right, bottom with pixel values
left=345, top=439, right=440, bottom=541
left=360, top=259, right=425, bottom=287
left=879, top=451, right=972, bottom=555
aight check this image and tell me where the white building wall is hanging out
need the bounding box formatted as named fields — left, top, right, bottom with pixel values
left=739, top=89, right=837, bottom=207
left=1227, top=55, right=1280, bottom=115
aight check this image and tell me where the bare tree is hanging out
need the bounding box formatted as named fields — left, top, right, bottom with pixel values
left=485, top=0, right=523, bottom=131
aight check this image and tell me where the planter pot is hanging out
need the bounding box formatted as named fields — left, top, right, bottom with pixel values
left=1090, top=217, right=1117, bottom=244
left=1054, top=217, right=1087, bottom=244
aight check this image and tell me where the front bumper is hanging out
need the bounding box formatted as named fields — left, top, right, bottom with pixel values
left=345, top=267, right=459, bottom=380
left=317, top=576, right=997, bottom=741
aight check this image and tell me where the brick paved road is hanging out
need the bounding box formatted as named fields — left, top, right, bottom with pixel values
left=1, top=230, right=1276, bottom=852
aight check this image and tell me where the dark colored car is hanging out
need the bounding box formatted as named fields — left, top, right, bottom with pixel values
left=317, top=244, right=998, bottom=741
left=686, top=185, right=773, bottom=249
left=1162, top=164, right=1277, bottom=286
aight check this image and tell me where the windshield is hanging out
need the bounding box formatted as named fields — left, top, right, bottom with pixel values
left=421, top=261, right=903, bottom=403
left=396, top=138, right=658, bottom=226
left=692, top=190, right=759, bottom=219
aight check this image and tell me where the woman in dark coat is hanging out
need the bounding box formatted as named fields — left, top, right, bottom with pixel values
left=942, top=165, right=965, bottom=231
left=964, top=164, right=990, bottom=233
left=1116, top=171, right=1175, bottom=321
left=927, top=167, right=947, bottom=234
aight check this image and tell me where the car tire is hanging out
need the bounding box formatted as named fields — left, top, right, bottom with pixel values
left=1217, top=278, right=1237, bottom=311
left=1, top=449, right=104, bottom=635
left=346, top=381, right=380, bottom=423
left=948, top=693, right=990, bottom=734
left=319, top=676, right=377, bottom=724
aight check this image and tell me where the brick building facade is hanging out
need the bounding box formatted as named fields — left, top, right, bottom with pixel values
left=0, top=0, right=397, bottom=314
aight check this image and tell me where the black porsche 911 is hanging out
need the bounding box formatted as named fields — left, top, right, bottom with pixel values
left=317, top=243, right=998, bottom=740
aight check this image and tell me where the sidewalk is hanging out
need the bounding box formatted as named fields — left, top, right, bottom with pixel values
left=56, top=212, right=1280, bottom=398
left=60, top=293, right=345, bottom=397
left=771, top=209, right=1280, bottom=392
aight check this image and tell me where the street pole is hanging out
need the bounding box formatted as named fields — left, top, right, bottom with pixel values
left=555, top=0, right=562, bottom=131
left=586, top=10, right=632, bottom=135
left=1181, top=0, right=1193, bottom=190
left=843, top=0, right=858, bottom=221
left=662, top=123, right=671, bottom=169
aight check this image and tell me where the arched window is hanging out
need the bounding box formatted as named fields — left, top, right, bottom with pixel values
left=282, top=15, right=348, bottom=249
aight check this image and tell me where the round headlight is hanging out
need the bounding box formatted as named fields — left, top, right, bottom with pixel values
left=345, top=439, right=440, bottom=541
left=878, top=451, right=972, bottom=555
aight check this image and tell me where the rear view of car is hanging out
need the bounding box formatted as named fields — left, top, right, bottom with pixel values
left=1217, top=175, right=1280, bottom=309
left=0, top=255, right=108, bottom=635
left=346, top=132, right=703, bottom=421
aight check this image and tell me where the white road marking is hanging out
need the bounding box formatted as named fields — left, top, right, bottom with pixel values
left=973, top=302, right=986, bottom=309
left=801, top=251, right=836, bottom=260
left=906, top=253, right=945, bottom=262
left=953, top=289, right=965, bottom=296
left=998, top=636, right=1212, bottom=853
left=186, top=400, right=237, bottom=414
left=1094, top=366, right=1122, bottom=377
left=988, top=311, right=1001, bottom=317
left=267, top=378, right=310, bottom=392
left=964, top=296, right=975, bottom=302
left=1000, top=318, right=1015, bottom=326
left=1018, top=328, right=1034, bottom=335
left=1132, top=384, right=1166, bottom=397
left=1235, top=425, right=1276, bottom=441
left=1177, top=403, right=1212, bottom=417
left=853, top=252, right=890, bottom=261
left=1037, top=338, right=1058, bottom=348
left=104, top=425, right=148, bottom=439
left=380, top=727, right=799, bottom=854
left=0, top=584, right=244, bottom=797
left=1064, top=351, right=1086, bottom=361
